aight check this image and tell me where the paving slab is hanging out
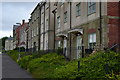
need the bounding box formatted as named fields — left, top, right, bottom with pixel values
left=2, top=53, right=36, bottom=80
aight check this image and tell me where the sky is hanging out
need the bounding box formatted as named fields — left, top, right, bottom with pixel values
left=0, top=1, right=40, bottom=39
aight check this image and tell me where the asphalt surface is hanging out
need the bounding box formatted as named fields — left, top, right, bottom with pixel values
left=2, top=53, right=35, bottom=80
left=0, top=54, right=2, bottom=80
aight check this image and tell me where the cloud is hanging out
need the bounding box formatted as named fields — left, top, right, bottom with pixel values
left=0, top=2, right=38, bottom=38
left=2, top=2, right=37, bottom=31
left=0, top=30, right=13, bottom=38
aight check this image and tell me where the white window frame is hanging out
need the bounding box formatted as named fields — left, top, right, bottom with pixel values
left=57, top=16, right=60, bottom=29
left=37, top=26, right=38, bottom=35
left=46, top=19, right=48, bottom=31
left=88, top=1, right=96, bottom=15
left=88, top=33, right=96, bottom=49
left=64, top=11, right=67, bottom=23
left=76, top=3, right=81, bottom=17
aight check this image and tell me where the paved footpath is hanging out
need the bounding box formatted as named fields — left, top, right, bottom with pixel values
left=0, top=54, right=2, bottom=79
left=2, top=53, right=36, bottom=80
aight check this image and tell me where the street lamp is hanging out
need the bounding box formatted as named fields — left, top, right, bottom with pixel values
left=16, top=23, right=21, bottom=61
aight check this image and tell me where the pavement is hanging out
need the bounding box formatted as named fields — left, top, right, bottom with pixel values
left=0, top=54, right=2, bottom=79
left=2, top=53, right=36, bottom=80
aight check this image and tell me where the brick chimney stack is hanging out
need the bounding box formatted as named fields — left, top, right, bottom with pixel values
left=22, top=19, right=25, bottom=24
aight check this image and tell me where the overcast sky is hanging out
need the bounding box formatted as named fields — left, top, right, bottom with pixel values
left=0, top=2, right=39, bottom=38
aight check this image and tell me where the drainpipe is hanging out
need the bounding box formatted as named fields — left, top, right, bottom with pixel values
left=98, top=0, right=102, bottom=49
left=69, top=2, right=72, bottom=59
left=38, top=3, right=41, bottom=51
left=117, top=1, right=120, bottom=52
left=48, top=2, right=50, bottom=51
left=52, top=8, right=57, bottom=51
left=43, top=2, right=46, bottom=51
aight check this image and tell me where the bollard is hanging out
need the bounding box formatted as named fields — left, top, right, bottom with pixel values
left=105, top=63, right=109, bottom=74
left=18, top=53, right=21, bottom=61
left=78, top=61, right=80, bottom=72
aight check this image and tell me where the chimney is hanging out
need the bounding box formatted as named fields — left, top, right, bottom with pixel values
left=22, top=19, right=25, bottom=24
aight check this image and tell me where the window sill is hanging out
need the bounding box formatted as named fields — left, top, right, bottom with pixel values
left=76, top=15, right=81, bottom=17
left=87, top=12, right=96, bottom=16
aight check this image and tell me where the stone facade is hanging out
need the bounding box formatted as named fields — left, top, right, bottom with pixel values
left=40, top=2, right=55, bottom=51
left=12, top=1, right=120, bottom=60
left=28, top=3, right=40, bottom=52
left=53, top=2, right=120, bottom=60
left=27, top=2, right=55, bottom=52
left=5, top=37, right=13, bottom=51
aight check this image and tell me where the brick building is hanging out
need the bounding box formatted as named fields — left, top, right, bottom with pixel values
left=5, top=36, right=13, bottom=51
left=19, top=20, right=29, bottom=49
left=13, top=20, right=28, bottom=50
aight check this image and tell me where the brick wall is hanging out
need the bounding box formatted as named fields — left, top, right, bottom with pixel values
left=107, top=2, right=120, bottom=47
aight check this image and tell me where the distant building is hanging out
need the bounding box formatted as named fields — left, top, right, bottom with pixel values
left=5, top=37, right=13, bottom=51
left=13, top=20, right=28, bottom=50
left=19, top=20, right=29, bottom=49
left=13, top=24, right=20, bottom=49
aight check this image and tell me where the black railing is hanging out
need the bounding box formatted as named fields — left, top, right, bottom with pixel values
left=105, top=44, right=120, bottom=53
left=77, top=44, right=120, bottom=75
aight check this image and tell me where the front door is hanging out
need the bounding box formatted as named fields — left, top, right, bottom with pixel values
left=33, top=42, right=36, bottom=52
left=76, top=36, right=82, bottom=59
left=63, top=39, right=67, bottom=56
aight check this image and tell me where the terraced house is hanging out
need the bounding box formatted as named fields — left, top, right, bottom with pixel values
left=53, top=1, right=120, bottom=60
left=40, top=2, right=55, bottom=51
left=13, top=1, right=120, bottom=60
left=28, top=3, right=40, bottom=52
left=28, top=2, right=55, bottom=52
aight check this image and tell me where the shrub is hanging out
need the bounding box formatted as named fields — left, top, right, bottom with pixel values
left=27, top=53, right=67, bottom=78
left=52, top=51, right=120, bottom=79
left=18, top=55, right=33, bottom=69
left=7, top=50, right=25, bottom=62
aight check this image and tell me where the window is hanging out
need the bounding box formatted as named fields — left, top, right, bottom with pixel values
left=76, top=3, right=81, bottom=17
left=58, top=41, right=61, bottom=48
left=32, top=30, right=33, bottom=37
left=57, top=16, right=60, bottom=29
left=88, top=33, right=96, bottom=49
left=59, top=0, right=64, bottom=6
left=64, top=12, right=67, bottom=23
left=37, top=27, right=38, bottom=35
left=41, top=23, right=44, bottom=33
left=34, top=29, right=36, bottom=36
left=46, top=19, right=48, bottom=31
left=88, top=1, right=96, bottom=14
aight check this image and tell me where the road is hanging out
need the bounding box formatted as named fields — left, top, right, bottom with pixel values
left=2, top=53, right=35, bottom=80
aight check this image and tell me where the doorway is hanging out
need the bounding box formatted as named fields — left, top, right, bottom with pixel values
left=76, top=36, right=82, bottom=59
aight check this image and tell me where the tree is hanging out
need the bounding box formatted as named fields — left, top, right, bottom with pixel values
left=1, top=37, right=8, bottom=49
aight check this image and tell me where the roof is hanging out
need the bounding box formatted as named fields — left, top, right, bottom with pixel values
left=13, top=25, right=20, bottom=30
left=6, top=37, right=13, bottom=40
left=31, top=2, right=46, bottom=15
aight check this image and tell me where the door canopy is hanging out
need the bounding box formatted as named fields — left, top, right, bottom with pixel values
left=68, top=29, right=83, bottom=35
left=56, top=33, right=67, bottom=38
